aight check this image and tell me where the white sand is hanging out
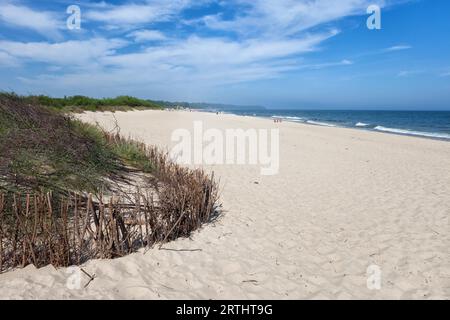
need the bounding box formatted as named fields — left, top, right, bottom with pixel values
left=1, top=110, right=449, bottom=299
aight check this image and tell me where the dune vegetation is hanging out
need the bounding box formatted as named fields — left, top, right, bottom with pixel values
left=0, top=93, right=219, bottom=273
left=23, top=94, right=163, bottom=113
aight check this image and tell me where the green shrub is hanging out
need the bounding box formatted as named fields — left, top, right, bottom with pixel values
left=20, top=94, right=164, bottom=112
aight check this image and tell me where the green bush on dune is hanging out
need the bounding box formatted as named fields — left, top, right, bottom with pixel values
left=0, top=93, right=155, bottom=193
left=23, top=94, right=163, bottom=112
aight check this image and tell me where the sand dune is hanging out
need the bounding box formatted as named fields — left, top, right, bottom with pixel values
left=1, top=110, right=449, bottom=299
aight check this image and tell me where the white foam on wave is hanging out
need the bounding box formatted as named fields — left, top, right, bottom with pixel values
left=374, top=126, right=450, bottom=139
left=356, top=122, right=370, bottom=127
left=272, top=115, right=304, bottom=122
left=306, top=120, right=337, bottom=127
left=284, top=116, right=304, bottom=121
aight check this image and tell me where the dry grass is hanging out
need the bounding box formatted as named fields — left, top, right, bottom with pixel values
left=0, top=94, right=220, bottom=273
left=0, top=140, right=219, bottom=273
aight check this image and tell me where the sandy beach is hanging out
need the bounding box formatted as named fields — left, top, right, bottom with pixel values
left=0, top=109, right=449, bottom=299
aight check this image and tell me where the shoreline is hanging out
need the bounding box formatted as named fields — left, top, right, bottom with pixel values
left=191, top=109, right=450, bottom=142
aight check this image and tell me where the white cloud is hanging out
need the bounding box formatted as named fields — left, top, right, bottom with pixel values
left=13, top=29, right=345, bottom=93
left=85, top=0, right=199, bottom=26
left=127, top=30, right=167, bottom=42
left=384, top=45, right=412, bottom=52
left=397, top=70, right=423, bottom=77
left=0, top=51, right=20, bottom=67
left=86, top=4, right=162, bottom=25
left=199, top=0, right=385, bottom=36
left=99, top=31, right=338, bottom=81
left=0, top=38, right=127, bottom=66
left=0, top=2, right=61, bottom=37
left=301, top=59, right=354, bottom=70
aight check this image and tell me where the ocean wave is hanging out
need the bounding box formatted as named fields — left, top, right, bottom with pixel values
left=272, top=115, right=304, bottom=122
left=355, top=122, right=370, bottom=127
left=374, top=126, right=450, bottom=139
left=306, top=120, right=337, bottom=127
left=284, top=116, right=304, bottom=121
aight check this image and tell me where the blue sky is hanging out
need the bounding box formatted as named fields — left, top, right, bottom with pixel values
left=0, top=0, right=449, bottom=109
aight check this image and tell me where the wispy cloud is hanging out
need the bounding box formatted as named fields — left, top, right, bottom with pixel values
left=199, top=0, right=385, bottom=37
left=348, top=44, right=412, bottom=61
left=15, top=30, right=341, bottom=92
left=0, top=2, right=61, bottom=38
left=127, top=30, right=168, bottom=42
left=384, top=45, right=412, bottom=52
left=0, top=38, right=127, bottom=66
left=100, top=30, right=338, bottom=83
left=85, top=0, right=200, bottom=27
left=299, top=59, right=354, bottom=70
left=0, top=51, right=20, bottom=67
left=397, top=70, right=423, bottom=77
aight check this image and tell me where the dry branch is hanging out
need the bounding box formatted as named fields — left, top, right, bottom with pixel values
left=0, top=139, right=219, bottom=273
